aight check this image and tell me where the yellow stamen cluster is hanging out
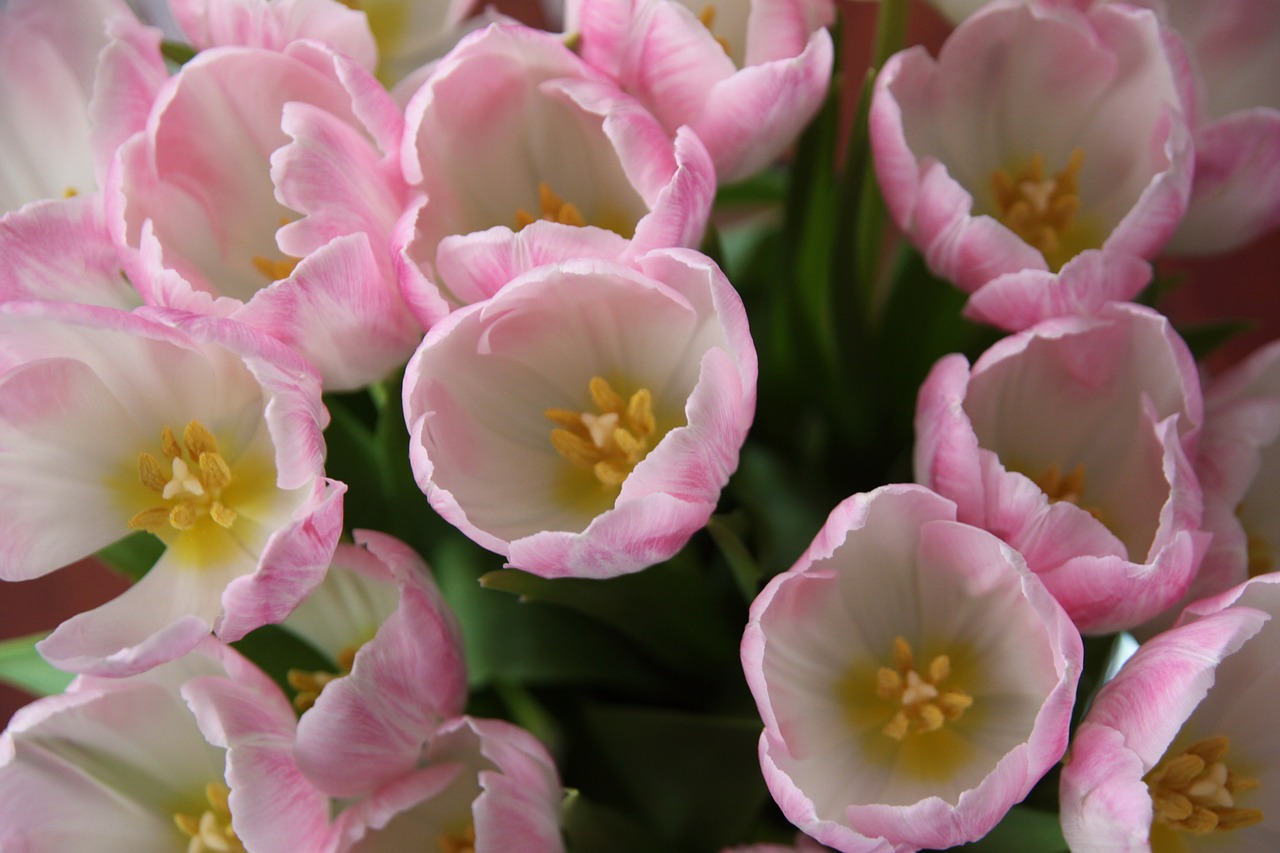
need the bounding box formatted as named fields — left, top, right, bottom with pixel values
left=251, top=255, right=300, bottom=281
left=129, top=421, right=237, bottom=534
left=515, top=182, right=586, bottom=231
left=991, top=148, right=1084, bottom=271
left=286, top=645, right=360, bottom=713
left=1146, top=735, right=1262, bottom=835
left=697, top=5, right=733, bottom=55
left=174, top=782, right=246, bottom=853
left=546, top=376, right=656, bottom=488
left=876, top=636, right=973, bottom=741
left=1032, top=463, right=1103, bottom=521
left=439, top=824, right=476, bottom=853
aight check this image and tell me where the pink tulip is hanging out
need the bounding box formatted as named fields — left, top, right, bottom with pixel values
left=394, top=22, right=716, bottom=327
left=743, top=484, right=1081, bottom=852
left=168, top=0, right=378, bottom=69
left=870, top=0, right=1195, bottom=331
left=1061, top=574, right=1280, bottom=852
left=574, top=0, right=835, bottom=182
left=403, top=248, right=756, bottom=579
left=915, top=302, right=1207, bottom=634
left=104, top=37, right=422, bottom=390
left=0, top=302, right=343, bottom=676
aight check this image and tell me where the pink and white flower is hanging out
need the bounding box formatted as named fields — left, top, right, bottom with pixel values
left=166, top=0, right=379, bottom=69
left=742, top=484, right=1081, bottom=853
left=104, top=33, right=422, bottom=389
left=1060, top=574, right=1280, bottom=852
left=0, top=637, right=329, bottom=852
left=403, top=248, right=756, bottom=579
left=286, top=530, right=468, bottom=796
left=0, top=0, right=135, bottom=213
left=394, top=22, right=716, bottom=326
left=0, top=302, right=344, bottom=676
left=573, top=0, right=835, bottom=183
left=870, top=0, right=1195, bottom=331
left=914, top=301, right=1207, bottom=634
left=1137, top=0, right=1280, bottom=254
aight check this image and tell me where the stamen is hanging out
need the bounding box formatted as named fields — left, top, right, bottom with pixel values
left=1146, top=735, right=1263, bottom=835
left=991, top=148, right=1086, bottom=271
left=287, top=645, right=359, bottom=713
left=439, top=824, right=476, bottom=853
left=128, top=420, right=238, bottom=536
left=1240, top=506, right=1274, bottom=577
left=251, top=255, right=299, bottom=282
left=875, top=636, right=972, bottom=741
left=696, top=5, right=733, bottom=56
left=546, top=377, right=657, bottom=489
left=174, top=782, right=245, bottom=853
left=515, top=182, right=586, bottom=231
left=1032, top=463, right=1103, bottom=521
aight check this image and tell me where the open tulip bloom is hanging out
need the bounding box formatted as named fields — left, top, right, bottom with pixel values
left=403, top=247, right=756, bottom=579
left=0, top=301, right=344, bottom=676
left=5, top=0, right=1280, bottom=851
left=743, top=485, right=1082, bottom=853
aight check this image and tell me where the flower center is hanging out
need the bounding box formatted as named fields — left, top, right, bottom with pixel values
left=515, top=182, right=586, bottom=231
left=174, top=782, right=245, bottom=853
left=1146, top=735, right=1262, bottom=835
left=696, top=5, right=733, bottom=55
left=438, top=824, right=475, bottom=853
left=990, top=148, right=1087, bottom=271
left=545, top=376, right=656, bottom=488
left=251, top=254, right=300, bottom=282
left=287, top=645, right=359, bottom=713
left=876, top=636, right=972, bottom=741
left=1032, top=463, right=1103, bottom=521
left=128, top=421, right=238, bottom=534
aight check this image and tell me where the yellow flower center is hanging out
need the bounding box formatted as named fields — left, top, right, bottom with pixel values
left=991, top=148, right=1091, bottom=271
left=128, top=421, right=238, bottom=534
left=174, top=782, right=245, bottom=853
left=515, top=182, right=587, bottom=231
left=438, top=824, right=476, bottom=853
left=1032, top=463, right=1104, bottom=521
left=287, top=645, right=359, bottom=713
left=546, top=376, right=657, bottom=488
left=876, top=636, right=973, bottom=741
left=251, top=254, right=300, bottom=282
left=696, top=5, right=733, bottom=55
left=1146, top=735, right=1262, bottom=836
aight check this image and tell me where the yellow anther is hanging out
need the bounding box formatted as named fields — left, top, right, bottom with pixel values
left=287, top=644, right=361, bottom=712
left=875, top=636, right=972, bottom=741
left=696, top=5, right=732, bottom=56
left=546, top=377, right=657, bottom=489
left=131, top=420, right=237, bottom=536
left=1147, top=735, right=1263, bottom=836
left=991, top=148, right=1086, bottom=271
left=439, top=824, right=476, bottom=853
left=1032, top=463, right=1104, bottom=521
left=251, top=254, right=300, bottom=282
left=174, top=782, right=245, bottom=853
left=514, top=182, right=587, bottom=231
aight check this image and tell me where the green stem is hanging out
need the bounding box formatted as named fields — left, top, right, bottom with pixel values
left=871, top=0, right=911, bottom=71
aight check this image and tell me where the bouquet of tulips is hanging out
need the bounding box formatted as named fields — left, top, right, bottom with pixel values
left=1, top=0, right=1278, bottom=850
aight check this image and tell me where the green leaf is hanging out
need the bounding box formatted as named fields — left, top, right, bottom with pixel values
left=0, top=633, right=73, bottom=697
left=96, top=531, right=164, bottom=581
left=562, top=790, right=666, bottom=853
left=578, top=703, right=768, bottom=852
left=957, top=806, right=1068, bottom=852
left=705, top=514, right=761, bottom=601
left=478, top=551, right=740, bottom=676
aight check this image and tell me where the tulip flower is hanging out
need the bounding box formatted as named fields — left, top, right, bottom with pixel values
left=103, top=34, right=421, bottom=389
left=871, top=0, right=1195, bottom=330
left=0, top=301, right=344, bottom=676
left=1061, top=574, right=1280, bottom=852
left=0, top=638, right=329, bottom=852
left=573, top=0, right=835, bottom=182
left=403, top=248, right=756, bottom=579
left=915, top=302, right=1207, bottom=634
left=742, top=484, right=1081, bottom=853
left=394, top=22, right=716, bottom=326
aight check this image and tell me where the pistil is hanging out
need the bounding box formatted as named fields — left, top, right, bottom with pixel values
left=129, top=420, right=237, bottom=534
left=546, top=376, right=656, bottom=488
left=876, top=636, right=972, bottom=741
